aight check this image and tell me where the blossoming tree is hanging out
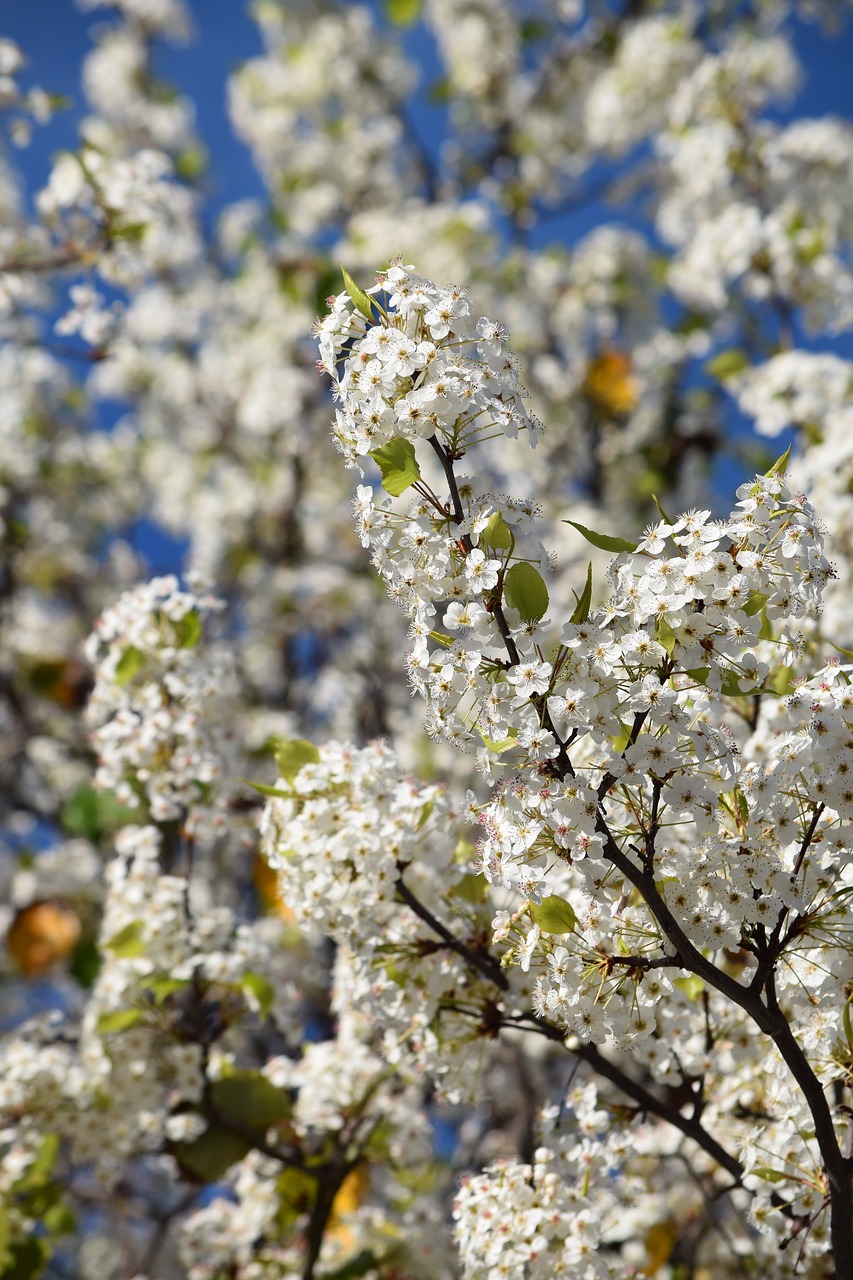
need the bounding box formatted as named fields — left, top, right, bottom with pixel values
left=3, top=2, right=853, bottom=1278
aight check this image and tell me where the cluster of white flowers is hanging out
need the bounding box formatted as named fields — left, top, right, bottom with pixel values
left=7, top=2, right=853, bottom=1275
left=38, top=145, right=200, bottom=284
left=317, top=260, right=540, bottom=462
left=84, top=575, right=238, bottom=831
left=260, top=739, right=520, bottom=1086
left=229, top=4, right=414, bottom=238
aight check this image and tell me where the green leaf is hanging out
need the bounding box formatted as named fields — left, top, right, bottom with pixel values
left=450, top=873, right=489, bottom=904
left=720, top=672, right=760, bottom=698
left=276, top=1166, right=317, bottom=1227
left=20, top=1136, right=59, bottom=1187
left=174, top=1126, right=251, bottom=1183
left=766, top=664, right=795, bottom=697
left=42, top=1204, right=75, bottom=1237
left=570, top=563, right=593, bottom=625
left=114, top=646, right=146, bottom=685
left=831, top=641, right=853, bottom=660
left=479, top=512, right=513, bottom=551
left=61, top=786, right=136, bottom=840
left=479, top=728, right=518, bottom=754
left=174, top=609, right=203, bottom=649
left=520, top=17, right=550, bottom=39
left=241, top=971, right=276, bottom=1019
left=674, top=974, right=704, bottom=1001
left=0, top=1239, right=50, bottom=1280
left=69, top=936, right=101, bottom=988
left=146, top=977, right=186, bottom=1004
left=685, top=667, right=710, bottom=686
left=742, top=591, right=767, bottom=617
left=340, top=265, right=376, bottom=322
left=273, top=738, right=321, bottom=784
left=503, top=562, right=549, bottom=623
left=322, top=1253, right=384, bottom=1280
left=563, top=520, right=637, bottom=554
left=705, top=348, right=750, bottom=380
left=655, top=617, right=676, bottom=656
left=651, top=494, right=673, bottom=525
left=428, top=629, right=454, bottom=648
left=97, top=1008, right=142, bottom=1035
left=386, top=0, right=421, bottom=24
left=766, top=443, right=792, bottom=477
left=243, top=779, right=294, bottom=800
left=369, top=437, right=421, bottom=497
left=528, top=895, right=578, bottom=935
left=750, top=1167, right=787, bottom=1184
left=209, top=1071, right=292, bottom=1131
left=104, top=920, right=144, bottom=958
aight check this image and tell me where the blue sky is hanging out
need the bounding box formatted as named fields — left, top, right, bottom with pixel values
left=5, top=2, right=853, bottom=230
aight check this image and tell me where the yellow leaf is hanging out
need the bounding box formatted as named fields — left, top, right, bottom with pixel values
left=642, top=1220, right=677, bottom=1275
left=582, top=350, right=639, bottom=417
left=7, top=901, right=82, bottom=976
left=328, top=1166, right=369, bottom=1251
left=252, top=853, right=295, bottom=923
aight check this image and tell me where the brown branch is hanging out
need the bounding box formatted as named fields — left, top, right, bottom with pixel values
left=395, top=863, right=509, bottom=990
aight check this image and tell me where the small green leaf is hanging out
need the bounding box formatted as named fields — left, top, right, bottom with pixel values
left=323, top=1252, right=385, bottom=1280
left=273, top=738, right=321, bottom=784
left=241, top=971, right=276, bottom=1018
left=674, top=974, right=704, bottom=1001
left=104, top=920, right=144, bottom=958
left=369, top=437, right=421, bottom=496
left=340, top=265, right=376, bottom=321
left=174, top=1127, right=251, bottom=1183
left=742, top=591, right=767, bottom=617
left=97, top=1008, right=142, bottom=1034
left=386, top=0, right=421, bottom=24
left=766, top=664, right=795, bottom=696
left=210, top=1071, right=292, bottom=1131
left=69, top=936, right=101, bottom=988
left=0, top=1238, right=50, bottom=1280
left=428, top=629, right=454, bottom=648
left=479, top=512, right=513, bottom=551
left=114, top=646, right=145, bottom=685
left=750, top=1167, right=788, bottom=1184
left=42, top=1204, right=76, bottom=1237
left=61, top=786, right=136, bottom=841
left=651, top=494, right=673, bottom=525
left=766, top=443, right=792, bottom=477
left=503, top=562, right=549, bottom=623
left=243, top=779, right=293, bottom=800
left=570, top=563, right=593, bottom=625
left=174, top=609, right=202, bottom=649
left=655, top=617, right=676, bottom=656
left=479, top=731, right=518, bottom=754
left=705, top=348, right=750, bottom=380
left=146, top=977, right=186, bottom=1004
left=563, top=520, right=637, bottom=554
left=529, top=895, right=578, bottom=935
left=685, top=667, right=710, bottom=686
left=720, top=672, right=760, bottom=698
left=450, top=873, right=489, bottom=904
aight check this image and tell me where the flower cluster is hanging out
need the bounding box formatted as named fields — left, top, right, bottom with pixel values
left=316, top=261, right=541, bottom=462
left=84, top=575, right=238, bottom=832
